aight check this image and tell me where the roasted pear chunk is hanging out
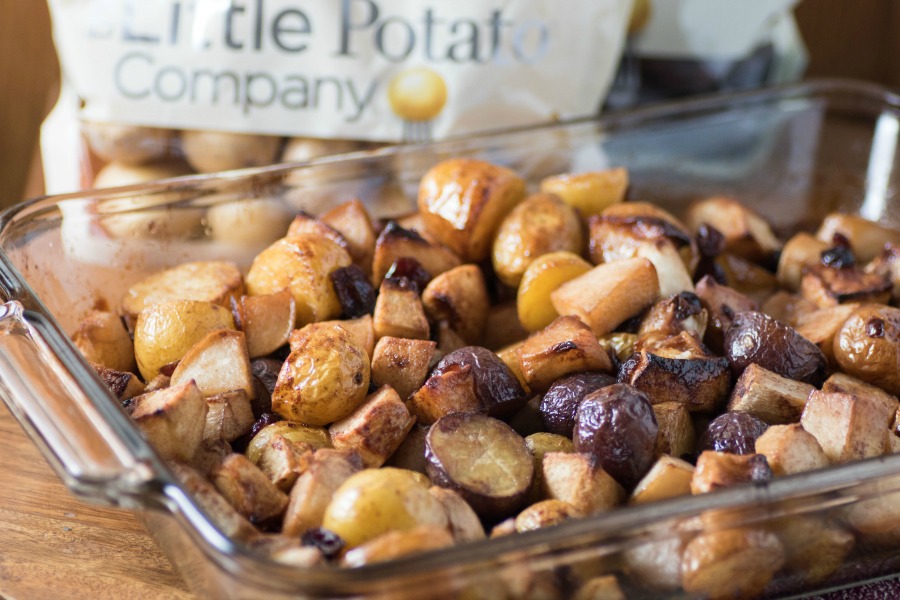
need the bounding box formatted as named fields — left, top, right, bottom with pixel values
left=282, top=449, right=363, bottom=536
left=122, top=260, right=244, bottom=322
left=727, top=363, right=814, bottom=425
left=630, top=455, right=694, bottom=504
left=329, top=385, right=416, bottom=468
left=540, top=451, right=625, bottom=515
left=321, top=198, right=377, bottom=273
left=231, top=290, right=296, bottom=359
left=801, top=388, right=897, bottom=464
left=72, top=310, right=136, bottom=373
left=211, top=453, right=289, bottom=524
left=552, top=258, right=659, bottom=336
left=800, top=263, right=891, bottom=308
left=131, top=380, right=207, bottom=462
left=518, top=316, right=613, bottom=392
left=638, top=292, right=707, bottom=340
left=680, top=528, right=785, bottom=599
left=170, top=329, right=255, bottom=401
left=683, top=195, right=782, bottom=263
left=652, top=401, right=696, bottom=459
left=371, top=221, right=461, bottom=285
left=421, top=264, right=489, bottom=344
left=690, top=451, right=772, bottom=494
left=754, top=424, right=829, bottom=476
left=373, top=277, right=430, bottom=341
left=370, top=336, right=436, bottom=400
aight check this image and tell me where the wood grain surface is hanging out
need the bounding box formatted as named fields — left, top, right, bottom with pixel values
left=0, top=401, right=193, bottom=600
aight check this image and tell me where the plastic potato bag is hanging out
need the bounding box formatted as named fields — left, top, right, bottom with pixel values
left=42, top=0, right=633, bottom=193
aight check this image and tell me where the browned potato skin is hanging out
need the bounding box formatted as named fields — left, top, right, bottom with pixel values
left=834, top=304, right=900, bottom=395
left=491, top=193, right=584, bottom=287
left=725, top=311, right=828, bottom=386
left=122, top=260, right=244, bottom=321
left=425, top=412, right=533, bottom=522
left=272, top=323, right=370, bottom=426
left=418, top=158, right=526, bottom=262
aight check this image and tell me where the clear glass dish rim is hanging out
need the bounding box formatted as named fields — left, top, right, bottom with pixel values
left=2, top=77, right=900, bottom=591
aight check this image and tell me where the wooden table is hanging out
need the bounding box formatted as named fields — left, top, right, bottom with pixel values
left=3, top=396, right=899, bottom=600
left=0, top=402, right=192, bottom=600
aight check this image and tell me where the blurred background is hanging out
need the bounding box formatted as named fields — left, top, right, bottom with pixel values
left=2, top=1, right=899, bottom=206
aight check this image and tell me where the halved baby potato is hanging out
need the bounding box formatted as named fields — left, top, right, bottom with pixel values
left=133, top=299, right=236, bottom=381
left=246, top=234, right=351, bottom=326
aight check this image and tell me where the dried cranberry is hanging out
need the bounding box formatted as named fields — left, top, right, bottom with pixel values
left=832, top=232, right=852, bottom=248
left=330, top=264, right=376, bottom=318
left=697, top=224, right=726, bottom=258
left=821, top=246, right=856, bottom=269
left=302, top=527, right=345, bottom=559
left=384, top=257, right=432, bottom=294
left=250, top=412, right=282, bottom=439
left=699, top=412, right=769, bottom=455
left=673, top=292, right=703, bottom=321
left=868, top=318, right=886, bottom=338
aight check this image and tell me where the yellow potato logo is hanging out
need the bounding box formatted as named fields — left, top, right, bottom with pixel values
left=388, top=67, right=448, bottom=142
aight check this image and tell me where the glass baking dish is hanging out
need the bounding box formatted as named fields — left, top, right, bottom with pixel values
left=2, top=79, right=900, bottom=599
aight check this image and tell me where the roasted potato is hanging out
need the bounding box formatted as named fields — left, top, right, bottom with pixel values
left=245, top=234, right=352, bottom=326
left=418, top=158, right=526, bottom=262
left=323, top=467, right=448, bottom=548
left=517, top=251, right=593, bottom=332
left=833, top=304, right=900, bottom=395
left=133, top=299, right=236, bottom=381
left=272, top=323, right=370, bottom=426
left=492, top=193, right=584, bottom=287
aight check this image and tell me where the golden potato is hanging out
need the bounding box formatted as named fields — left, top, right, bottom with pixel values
left=272, top=323, right=370, bottom=426
left=322, top=467, right=448, bottom=548
left=82, top=122, right=173, bottom=165
left=246, top=421, right=332, bottom=465
left=418, top=158, right=526, bottom=262
left=181, top=130, right=281, bottom=173
left=492, top=193, right=584, bottom=287
left=246, top=234, right=352, bottom=326
left=517, top=251, right=592, bottom=332
left=122, top=260, right=244, bottom=321
left=834, top=304, right=900, bottom=395
left=133, top=299, right=235, bottom=380
left=539, top=167, right=628, bottom=217
left=207, top=198, right=292, bottom=247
